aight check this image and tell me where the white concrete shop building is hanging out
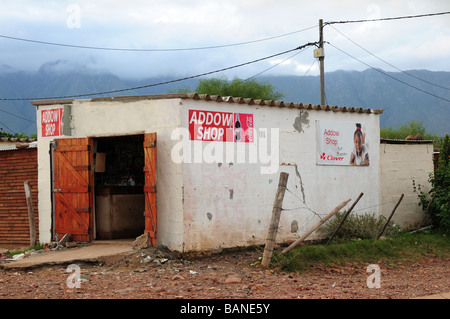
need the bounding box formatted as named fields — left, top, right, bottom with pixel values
left=33, top=93, right=383, bottom=252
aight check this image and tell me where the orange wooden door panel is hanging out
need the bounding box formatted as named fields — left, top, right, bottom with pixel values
left=143, top=133, right=157, bottom=246
left=53, top=138, right=94, bottom=242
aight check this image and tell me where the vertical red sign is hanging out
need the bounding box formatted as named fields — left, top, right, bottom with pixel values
left=234, top=112, right=254, bottom=143
left=41, top=108, right=64, bottom=137
left=188, top=109, right=253, bottom=143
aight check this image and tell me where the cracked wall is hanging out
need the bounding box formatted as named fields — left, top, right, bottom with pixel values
left=180, top=99, right=381, bottom=251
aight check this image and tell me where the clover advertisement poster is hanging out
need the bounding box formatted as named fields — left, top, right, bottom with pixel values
left=316, top=120, right=370, bottom=166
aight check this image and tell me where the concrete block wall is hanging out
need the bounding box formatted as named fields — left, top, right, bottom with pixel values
left=73, top=98, right=186, bottom=251
left=36, top=98, right=185, bottom=250
left=380, top=142, right=434, bottom=229
left=35, top=96, right=382, bottom=252
left=180, top=99, right=381, bottom=251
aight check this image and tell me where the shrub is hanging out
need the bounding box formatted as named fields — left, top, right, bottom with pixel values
left=416, top=133, right=450, bottom=233
left=271, top=232, right=450, bottom=273
left=321, top=211, right=400, bottom=241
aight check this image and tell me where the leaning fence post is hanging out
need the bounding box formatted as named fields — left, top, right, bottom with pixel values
left=282, top=198, right=351, bottom=254
left=24, top=181, right=37, bottom=247
left=261, top=172, right=289, bottom=268
left=327, top=192, right=364, bottom=245
left=377, top=194, right=404, bottom=239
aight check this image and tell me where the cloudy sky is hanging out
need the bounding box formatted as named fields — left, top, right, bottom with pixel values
left=0, top=0, right=449, bottom=80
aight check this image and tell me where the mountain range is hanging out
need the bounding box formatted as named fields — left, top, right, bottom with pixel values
left=0, top=60, right=449, bottom=136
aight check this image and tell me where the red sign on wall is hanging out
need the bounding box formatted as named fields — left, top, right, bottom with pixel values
left=41, top=108, right=64, bottom=137
left=234, top=112, right=254, bottom=143
left=188, top=109, right=254, bottom=143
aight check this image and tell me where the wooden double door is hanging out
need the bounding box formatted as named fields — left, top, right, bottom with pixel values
left=52, top=134, right=157, bottom=245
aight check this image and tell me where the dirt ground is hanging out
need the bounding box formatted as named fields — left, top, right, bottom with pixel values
left=0, top=246, right=449, bottom=300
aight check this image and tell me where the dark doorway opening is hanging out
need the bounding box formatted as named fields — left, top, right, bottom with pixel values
left=94, top=135, right=145, bottom=240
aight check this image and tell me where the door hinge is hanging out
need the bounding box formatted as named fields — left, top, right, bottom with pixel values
left=143, top=140, right=156, bottom=148
left=144, top=185, right=156, bottom=193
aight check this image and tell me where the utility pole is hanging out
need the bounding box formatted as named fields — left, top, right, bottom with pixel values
left=318, top=19, right=325, bottom=105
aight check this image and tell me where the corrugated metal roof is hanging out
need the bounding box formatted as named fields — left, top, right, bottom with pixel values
left=380, top=138, right=434, bottom=144
left=31, top=93, right=384, bottom=114
left=0, top=137, right=37, bottom=143
left=0, top=141, right=37, bottom=151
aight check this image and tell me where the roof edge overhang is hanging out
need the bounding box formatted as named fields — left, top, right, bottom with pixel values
left=31, top=93, right=384, bottom=114
left=380, top=138, right=434, bottom=144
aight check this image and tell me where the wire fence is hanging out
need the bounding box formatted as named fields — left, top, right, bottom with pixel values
left=281, top=187, right=401, bottom=232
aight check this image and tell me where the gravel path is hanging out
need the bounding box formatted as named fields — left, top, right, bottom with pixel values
left=1, top=247, right=448, bottom=300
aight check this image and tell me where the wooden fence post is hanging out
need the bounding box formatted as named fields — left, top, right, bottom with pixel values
left=327, top=192, right=364, bottom=245
left=377, top=194, right=404, bottom=239
left=24, top=181, right=36, bottom=247
left=282, top=198, right=351, bottom=254
left=261, top=172, right=289, bottom=268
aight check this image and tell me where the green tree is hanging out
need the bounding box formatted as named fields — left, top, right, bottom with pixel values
left=380, top=120, right=443, bottom=148
left=172, top=76, right=284, bottom=101
left=439, top=133, right=450, bottom=166
left=416, top=133, right=450, bottom=233
left=0, top=131, right=31, bottom=139
left=381, top=120, right=427, bottom=139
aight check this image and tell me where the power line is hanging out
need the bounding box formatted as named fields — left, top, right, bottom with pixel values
left=329, top=24, right=450, bottom=91
left=0, top=120, right=15, bottom=134
left=0, top=107, right=35, bottom=123
left=0, top=25, right=317, bottom=52
left=0, top=42, right=319, bottom=101
left=244, top=46, right=310, bottom=81
left=281, top=59, right=317, bottom=98
left=327, top=42, right=450, bottom=103
left=325, top=11, right=450, bottom=25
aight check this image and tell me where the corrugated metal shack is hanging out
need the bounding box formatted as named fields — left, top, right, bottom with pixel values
left=0, top=139, right=39, bottom=246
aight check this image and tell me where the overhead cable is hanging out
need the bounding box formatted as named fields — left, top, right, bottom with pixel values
left=329, top=24, right=450, bottom=91
left=326, top=11, right=450, bottom=25
left=0, top=107, right=35, bottom=123
left=244, top=46, right=309, bottom=81
left=0, top=42, right=319, bottom=101
left=0, top=25, right=317, bottom=52
left=279, top=59, right=317, bottom=98
left=328, top=42, right=450, bottom=103
left=0, top=120, right=15, bottom=134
